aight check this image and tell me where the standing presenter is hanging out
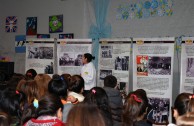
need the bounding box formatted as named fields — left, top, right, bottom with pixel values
left=81, top=53, right=96, bottom=96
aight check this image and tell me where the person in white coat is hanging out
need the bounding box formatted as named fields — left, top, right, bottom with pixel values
left=81, top=53, right=96, bottom=96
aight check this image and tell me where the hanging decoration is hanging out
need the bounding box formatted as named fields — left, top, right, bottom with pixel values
left=116, top=0, right=173, bottom=20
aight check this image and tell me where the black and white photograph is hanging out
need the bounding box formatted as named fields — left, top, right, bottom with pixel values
left=44, top=62, right=54, bottom=74
left=186, top=58, right=194, bottom=77
left=148, top=56, right=171, bottom=75
left=115, top=56, right=129, bottom=71
left=27, top=47, right=53, bottom=59
left=101, top=46, right=112, bottom=58
left=147, top=97, right=170, bottom=124
left=100, top=70, right=112, bottom=80
left=74, top=54, right=83, bottom=66
left=59, top=53, right=75, bottom=66
left=119, top=82, right=126, bottom=91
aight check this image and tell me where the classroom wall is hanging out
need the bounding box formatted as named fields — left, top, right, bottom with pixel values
left=0, top=0, right=87, bottom=74
left=0, top=0, right=194, bottom=101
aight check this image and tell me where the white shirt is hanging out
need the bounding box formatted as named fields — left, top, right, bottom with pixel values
left=81, top=62, right=96, bottom=90
left=68, top=91, right=85, bottom=102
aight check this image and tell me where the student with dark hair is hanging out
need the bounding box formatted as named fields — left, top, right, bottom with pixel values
left=68, top=75, right=85, bottom=102
left=61, top=73, right=71, bottom=85
left=25, top=69, right=37, bottom=80
left=168, top=93, right=192, bottom=126
left=66, top=102, right=106, bottom=126
left=103, top=75, right=123, bottom=126
left=81, top=53, right=96, bottom=96
left=123, top=90, right=151, bottom=126
left=23, top=94, right=65, bottom=126
left=48, top=74, right=77, bottom=123
left=48, top=74, right=68, bottom=104
left=48, top=74, right=69, bottom=104
left=84, top=87, right=113, bottom=126
left=0, top=88, right=25, bottom=126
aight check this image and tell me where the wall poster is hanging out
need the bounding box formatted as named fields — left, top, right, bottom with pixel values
left=25, top=38, right=55, bottom=75
left=133, top=37, right=174, bottom=124
left=57, top=39, right=92, bottom=75
left=180, top=37, right=194, bottom=93
left=98, top=38, right=131, bottom=94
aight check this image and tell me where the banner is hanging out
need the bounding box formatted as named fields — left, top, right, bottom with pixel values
left=57, top=39, right=92, bottom=75
left=25, top=38, right=55, bottom=75
left=180, top=37, right=194, bottom=93
left=98, top=38, right=131, bottom=94
left=133, top=37, right=174, bottom=124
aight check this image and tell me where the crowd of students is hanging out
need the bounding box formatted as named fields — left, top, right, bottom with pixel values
left=1, top=54, right=194, bottom=126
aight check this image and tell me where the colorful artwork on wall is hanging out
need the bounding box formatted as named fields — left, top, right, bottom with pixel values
left=26, top=17, right=37, bottom=35
left=59, top=33, right=74, bottom=39
left=116, top=0, right=173, bottom=20
left=5, top=16, right=17, bottom=32
left=15, top=35, right=26, bottom=53
left=49, top=15, right=63, bottom=33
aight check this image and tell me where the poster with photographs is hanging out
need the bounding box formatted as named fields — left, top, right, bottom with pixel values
left=180, top=37, right=194, bottom=93
left=133, top=37, right=174, bottom=124
left=57, top=39, right=92, bottom=75
left=25, top=39, right=55, bottom=75
left=97, top=38, right=131, bottom=94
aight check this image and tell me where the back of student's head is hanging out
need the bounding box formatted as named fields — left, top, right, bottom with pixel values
left=84, top=87, right=109, bottom=110
left=16, top=79, right=39, bottom=104
left=6, top=73, right=25, bottom=91
left=36, top=93, right=63, bottom=117
left=61, top=73, right=71, bottom=84
left=83, top=53, right=95, bottom=63
left=0, top=112, right=11, bottom=126
left=68, top=75, right=84, bottom=93
left=25, top=69, right=37, bottom=80
left=34, top=74, right=51, bottom=97
left=174, top=93, right=191, bottom=116
left=123, top=90, right=148, bottom=125
left=67, top=102, right=106, bottom=126
left=0, top=88, right=25, bottom=122
left=21, top=93, right=63, bottom=125
left=48, top=74, right=68, bottom=99
left=104, top=75, right=117, bottom=88
left=84, top=87, right=113, bottom=126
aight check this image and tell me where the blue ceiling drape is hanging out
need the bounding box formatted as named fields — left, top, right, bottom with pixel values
left=88, top=0, right=111, bottom=69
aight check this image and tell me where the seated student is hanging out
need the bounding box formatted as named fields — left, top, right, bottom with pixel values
left=103, top=75, right=123, bottom=126
left=168, top=93, right=192, bottom=126
left=0, top=89, right=25, bottom=126
left=66, top=102, right=106, bottom=126
left=123, top=89, right=151, bottom=126
left=84, top=87, right=113, bottom=126
left=68, top=75, right=85, bottom=102
left=23, top=93, right=65, bottom=126
left=169, top=93, right=194, bottom=126
left=136, top=89, right=152, bottom=123
left=34, top=74, right=51, bottom=97
left=61, top=73, right=71, bottom=85
left=25, top=69, right=37, bottom=80
left=48, top=74, right=78, bottom=123
left=16, top=79, right=40, bottom=109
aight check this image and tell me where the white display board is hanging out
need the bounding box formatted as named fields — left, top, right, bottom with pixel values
left=57, top=39, right=92, bottom=75
left=133, top=37, right=174, bottom=124
left=25, top=38, right=55, bottom=75
left=97, top=38, right=131, bottom=94
left=180, top=37, right=194, bottom=93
